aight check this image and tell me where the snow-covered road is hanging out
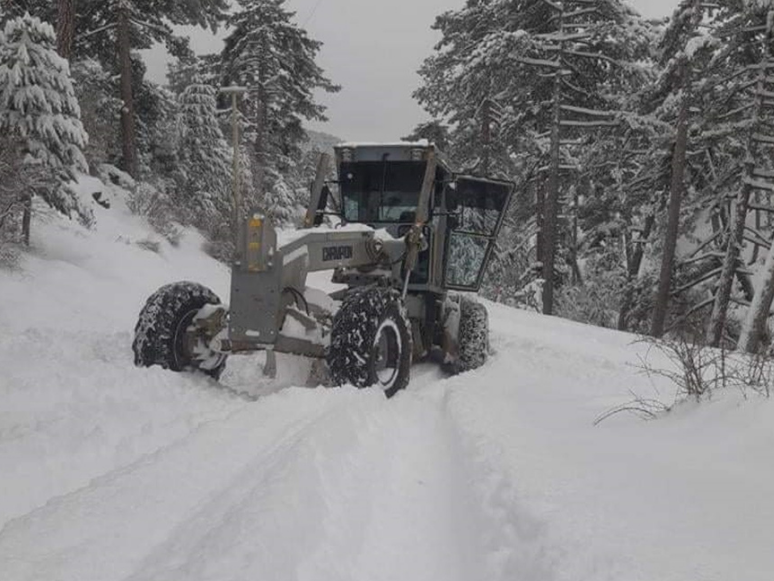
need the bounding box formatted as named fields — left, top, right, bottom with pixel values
left=2, top=198, right=774, bottom=580
left=0, top=353, right=550, bottom=581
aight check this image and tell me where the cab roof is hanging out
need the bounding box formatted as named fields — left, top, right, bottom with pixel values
left=334, top=142, right=452, bottom=174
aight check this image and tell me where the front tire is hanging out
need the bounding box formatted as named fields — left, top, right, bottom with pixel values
left=132, top=281, right=227, bottom=379
left=327, top=287, right=412, bottom=397
left=450, top=295, right=489, bottom=374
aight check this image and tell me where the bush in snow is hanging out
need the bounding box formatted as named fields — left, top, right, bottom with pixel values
left=637, top=333, right=774, bottom=402
left=0, top=13, right=91, bottom=244
left=556, top=250, right=626, bottom=329
left=125, top=181, right=182, bottom=247
left=597, top=334, right=773, bottom=425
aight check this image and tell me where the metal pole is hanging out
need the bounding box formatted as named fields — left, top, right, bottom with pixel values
left=231, top=92, right=241, bottom=252
left=220, top=85, right=247, bottom=261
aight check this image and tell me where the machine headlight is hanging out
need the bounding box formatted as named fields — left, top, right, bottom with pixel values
left=341, top=148, right=354, bottom=162
left=410, top=148, right=425, bottom=161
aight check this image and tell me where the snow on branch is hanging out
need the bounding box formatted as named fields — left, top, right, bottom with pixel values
left=517, top=57, right=561, bottom=69
left=560, top=104, right=614, bottom=118
left=560, top=119, right=619, bottom=128
left=76, top=23, right=118, bottom=43
left=743, top=176, right=774, bottom=191
left=674, top=266, right=723, bottom=294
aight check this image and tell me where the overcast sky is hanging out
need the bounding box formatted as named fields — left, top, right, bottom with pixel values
left=144, top=0, right=680, bottom=142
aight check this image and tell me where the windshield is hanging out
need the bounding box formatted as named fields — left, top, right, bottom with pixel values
left=340, top=161, right=426, bottom=223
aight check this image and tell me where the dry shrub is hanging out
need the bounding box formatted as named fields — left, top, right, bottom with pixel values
left=596, top=333, right=772, bottom=425
left=135, top=238, right=161, bottom=254
left=126, top=181, right=182, bottom=247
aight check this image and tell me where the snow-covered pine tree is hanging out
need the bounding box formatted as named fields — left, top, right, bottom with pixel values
left=703, top=2, right=774, bottom=347
left=417, top=0, right=652, bottom=314
left=402, top=121, right=451, bottom=154
left=23, top=0, right=230, bottom=177
left=221, top=0, right=339, bottom=225
left=646, top=0, right=710, bottom=337
left=0, top=13, right=90, bottom=244
left=727, top=4, right=774, bottom=353
left=532, top=0, right=653, bottom=315
left=71, top=57, right=121, bottom=167
left=574, top=111, right=667, bottom=332
left=414, top=1, right=534, bottom=178
left=175, top=81, right=232, bottom=242
left=168, top=53, right=222, bottom=97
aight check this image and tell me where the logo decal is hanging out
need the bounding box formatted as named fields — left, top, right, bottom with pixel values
left=322, top=245, right=354, bottom=262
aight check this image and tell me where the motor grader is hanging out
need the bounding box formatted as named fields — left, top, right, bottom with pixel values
left=132, top=143, right=513, bottom=396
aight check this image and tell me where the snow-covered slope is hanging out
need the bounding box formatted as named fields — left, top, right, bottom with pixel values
left=1, top=189, right=773, bottom=581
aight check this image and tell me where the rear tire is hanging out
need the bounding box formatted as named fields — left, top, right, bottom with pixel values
left=327, top=286, right=412, bottom=397
left=450, top=295, right=489, bottom=374
left=132, top=281, right=226, bottom=379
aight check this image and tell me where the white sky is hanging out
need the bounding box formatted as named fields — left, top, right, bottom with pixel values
left=144, top=0, right=679, bottom=142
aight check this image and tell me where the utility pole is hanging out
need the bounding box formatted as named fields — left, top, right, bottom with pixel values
left=220, top=86, right=248, bottom=252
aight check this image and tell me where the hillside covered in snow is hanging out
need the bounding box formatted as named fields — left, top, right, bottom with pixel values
left=1, top=182, right=773, bottom=581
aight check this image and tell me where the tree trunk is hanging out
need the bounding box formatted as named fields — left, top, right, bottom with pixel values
left=481, top=97, right=491, bottom=175
left=117, top=1, right=138, bottom=178
left=21, top=192, right=31, bottom=247
left=618, top=212, right=655, bottom=331
left=651, top=58, right=689, bottom=338
left=542, top=39, right=564, bottom=316
left=738, top=239, right=774, bottom=353
left=535, top=174, right=545, bottom=272
left=56, top=0, right=76, bottom=59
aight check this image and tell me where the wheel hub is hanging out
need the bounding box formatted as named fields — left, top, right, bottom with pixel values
left=373, top=319, right=402, bottom=390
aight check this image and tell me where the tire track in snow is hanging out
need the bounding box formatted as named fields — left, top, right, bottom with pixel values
left=125, top=376, right=554, bottom=581
left=0, top=388, right=366, bottom=581
left=113, top=387, right=481, bottom=581
left=1, top=341, right=555, bottom=581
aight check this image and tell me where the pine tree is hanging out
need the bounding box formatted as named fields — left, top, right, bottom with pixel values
left=0, top=13, right=90, bottom=244
left=648, top=0, right=708, bottom=337
left=704, top=2, right=774, bottom=346
left=414, top=1, right=534, bottom=177
left=71, top=57, right=121, bottom=167
left=175, top=81, right=232, bottom=239
left=72, top=0, right=228, bottom=177
left=221, top=0, right=339, bottom=222
left=402, top=121, right=451, bottom=153
left=416, top=0, right=653, bottom=313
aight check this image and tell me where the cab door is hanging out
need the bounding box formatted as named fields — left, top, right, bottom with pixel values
left=443, top=176, right=514, bottom=292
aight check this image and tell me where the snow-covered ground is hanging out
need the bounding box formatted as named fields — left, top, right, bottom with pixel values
left=1, top=187, right=773, bottom=581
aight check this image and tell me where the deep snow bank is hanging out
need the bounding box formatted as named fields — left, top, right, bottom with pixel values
left=0, top=179, right=242, bottom=527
